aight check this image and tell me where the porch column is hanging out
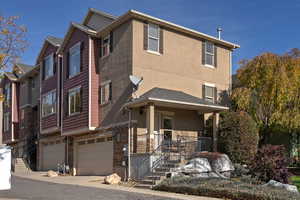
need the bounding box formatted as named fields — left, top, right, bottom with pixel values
left=146, top=103, right=155, bottom=152
left=212, top=112, right=220, bottom=152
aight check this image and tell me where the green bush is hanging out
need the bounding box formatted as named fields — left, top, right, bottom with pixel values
left=250, top=145, right=290, bottom=184
left=153, top=177, right=300, bottom=200
left=218, top=111, right=259, bottom=165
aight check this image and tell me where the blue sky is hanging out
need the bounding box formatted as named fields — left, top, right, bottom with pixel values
left=2, top=0, right=300, bottom=73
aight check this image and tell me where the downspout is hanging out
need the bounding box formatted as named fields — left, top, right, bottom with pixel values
left=127, top=108, right=132, bottom=181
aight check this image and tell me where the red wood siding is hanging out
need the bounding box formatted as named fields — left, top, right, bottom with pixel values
left=40, top=43, right=60, bottom=131
left=62, top=29, right=89, bottom=132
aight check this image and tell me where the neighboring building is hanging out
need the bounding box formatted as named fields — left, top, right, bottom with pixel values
left=1, top=8, right=239, bottom=179
left=0, top=63, right=39, bottom=169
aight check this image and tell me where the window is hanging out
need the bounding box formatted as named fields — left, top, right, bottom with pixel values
left=163, top=116, right=173, bottom=142
left=205, top=41, right=215, bottom=66
left=100, top=82, right=112, bottom=105
left=20, top=109, right=25, bottom=129
left=148, top=23, right=160, bottom=52
left=204, top=85, right=215, bottom=103
left=44, top=54, right=54, bottom=79
left=4, top=113, right=10, bottom=132
left=101, top=35, right=110, bottom=57
left=42, top=90, right=56, bottom=117
left=68, top=87, right=81, bottom=115
left=4, top=84, right=11, bottom=102
left=69, top=43, right=81, bottom=78
left=31, top=77, right=37, bottom=89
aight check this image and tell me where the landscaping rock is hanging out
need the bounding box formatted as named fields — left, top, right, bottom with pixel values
left=104, top=173, right=121, bottom=185
left=174, top=158, right=212, bottom=174
left=263, top=180, right=299, bottom=193
left=210, top=154, right=234, bottom=172
left=47, top=170, right=58, bottom=177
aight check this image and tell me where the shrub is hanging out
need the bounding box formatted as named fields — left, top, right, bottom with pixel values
left=218, top=111, right=259, bottom=165
left=153, top=177, right=300, bottom=200
left=250, top=145, right=290, bottom=184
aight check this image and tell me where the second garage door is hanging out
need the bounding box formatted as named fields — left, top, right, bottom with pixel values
left=41, top=141, right=65, bottom=171
left=76, top=138, right=113, bottom=176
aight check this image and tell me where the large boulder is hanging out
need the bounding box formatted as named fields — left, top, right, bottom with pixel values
left=173, top=158, right=212, bottom=174
left=47, top=170, right=58, bottom=177
left=104, top=173, right=121, bottom=185
left=263, top=180, right=299, bottom=193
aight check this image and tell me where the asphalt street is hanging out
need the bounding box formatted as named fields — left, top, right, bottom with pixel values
left=0, top=176, right=179, bottom=200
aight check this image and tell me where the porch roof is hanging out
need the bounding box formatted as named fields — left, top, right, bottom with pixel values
left=126, top=87, right=229, bottom=113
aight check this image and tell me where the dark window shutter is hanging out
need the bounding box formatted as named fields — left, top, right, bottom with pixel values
left=98, top=86, right=101, bottom=104
left=159, top=27, right=163, bottom=54
left=64, top=93, right=68, bottom=117
left=214, top=45, right=217, bottom=68
left=109, top=82, right=112, bottom=101
left=143, top=23, right=148, bottom=50
left=214, top=87, right=218, bottom=103
left=79, top=88, right=83, bottom=112
left=99, top=37, right=102, bottom=57
left=66, top=52, right=70, bottom=79
left=80, top=42, right=83, bottom=72
left=202, top=41, right=206, bottom=65
left=109, top=31, right=113, bottom=53
left=202, top=84, right=206, bottom=100
left=53, top=54, right=56, bottom=75
left=95, top=39, right=100, bottom=74
left=42, top=60, right=45, bottom=80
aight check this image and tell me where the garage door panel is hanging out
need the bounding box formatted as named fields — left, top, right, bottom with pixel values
left=77, top=141, right=113, bottom=176
left=42, top=143, right=65, bottom=171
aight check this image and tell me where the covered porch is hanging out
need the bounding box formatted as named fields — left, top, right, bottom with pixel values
left=127, top=88, right=228, bottom=154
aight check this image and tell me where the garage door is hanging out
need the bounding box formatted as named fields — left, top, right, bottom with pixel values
left=76, top=138, right=113, bottom=176
left=41, top=141, right=65, bottom=171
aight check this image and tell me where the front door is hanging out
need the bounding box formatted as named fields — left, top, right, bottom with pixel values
left=162, top=116, right=173, bottom=145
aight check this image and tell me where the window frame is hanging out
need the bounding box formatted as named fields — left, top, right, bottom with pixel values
left=68, top=42, right=81, bottom=78
left=41, top=90, right=57, bottom=117
left=44, top=54, right=54, bottom=80
left=100, top=81, right=112, bottom=105
left=204, top=83, right=215, bottom=103
left=101, top=35, right=110, bottom=58
left=147, top=23, right=160, bottom=53
left=68, top=86, right=81, bottom=116
left=4, top=83, right=11, bottom=102
left=4, top=112, right=10, bottom=132
left=204, top=41, right=215, bottom=68
left=20, top=109, right=25, bottom=129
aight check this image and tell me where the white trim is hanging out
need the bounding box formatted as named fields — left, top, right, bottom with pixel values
left=148, top=97, right=228, bottom=110
left=204, top=82, right=215, bottom=87
left=88, top=36, right=92, bottom=128
left=146, top=50, right=161, bottom=56
left=204, top=64, right=215, bottom=69
left=100, top=80, right=112, bottom=86
left=11, top=83, right=15, bottom=141
left=60, top=54, right=64, bottom=134
left=229, top=51, right=232, bottom=95
left=204, top=41, right=215, bottom=67
left=147, top=23, right=160, bottom=53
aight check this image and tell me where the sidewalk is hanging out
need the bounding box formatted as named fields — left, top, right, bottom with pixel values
left=14, top=172, right=219, bottom=200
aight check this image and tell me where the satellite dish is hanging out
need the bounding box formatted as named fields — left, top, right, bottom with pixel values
left=129, top=75, right=143, bottom=91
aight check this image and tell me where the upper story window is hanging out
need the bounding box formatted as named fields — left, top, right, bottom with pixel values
left=101, top=35, right=110, bottom=57
left=204, top=84, right=215, bottom=103
left=4, top=113, right=10, bottom=132
left=44, top=54, right=54, bottom=79
left=204, top=41, right=215, bottom=67
left=100, top=81, right=112, bottom=105
left=68, top=87, right=82, bottom=115
left=68, top=43, right=81, bottom=78
left=31, top=77, right=37, bottom=89
left=42, top=90, right=56, bottom=117
left=148, top=23, right=160, bottom=52
left=4, top=84, right=11, bottom=105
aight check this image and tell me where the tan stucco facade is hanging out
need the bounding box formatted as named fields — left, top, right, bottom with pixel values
left=132, top=19, right=231, bottom=101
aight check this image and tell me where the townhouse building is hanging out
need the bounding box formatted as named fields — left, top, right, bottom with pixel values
left=1, top=63, right=39, bottom=169
left=1, top=8, right=239, bottom=179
